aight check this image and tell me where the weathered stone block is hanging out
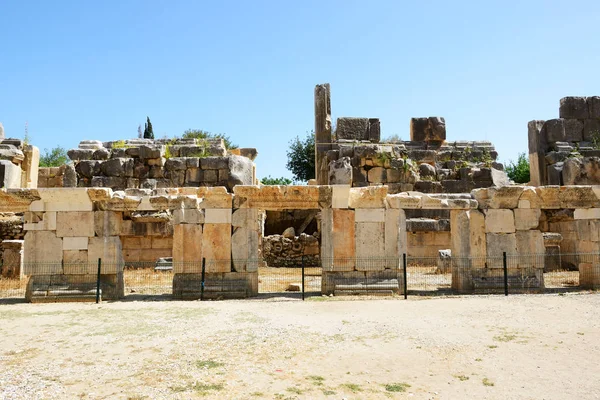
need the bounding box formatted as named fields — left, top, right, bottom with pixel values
left=205, top=208, right=232, bottom=224
left=355, top=222, right=385, bottom=271
left=172, top=224, right=202, bottom=272
left=583, top=119, right=600, bottom=142
left=410, top=117, right=446, bottom=142
left=0, top=160, right=22, bottom=189
left=514, top=208, right=541, bottom=231
left=328, top=157, right=352, bottom=185
left=87, top=236, right=123, bottom=273
left=63, top=250, right=90, bottom=274
left=589, top=97, right=600, bottom=119
left=484, top=209, right=515, bottom=233
left=200, top=156, right=228, bottom=170
left=580, top=263, right=600, bottom=288
left=559, top=96, right=589, bottom=119
left=544, top=119, right=566, bottom=143
left=94, top=211, right=122, bottom=236
left=227, top=155, right=254, bottom=190
left=332, top=209, right=355, bottom=271
left=56, top=211, right=95, bottom=237
left=336, top=117, right=369, bottom=141
left=367, top=167, right=386, bottom=183
left=173, top=208, right=204, bottom=224
left=331, top=185, right=350, bottom=209
left=62, top=236, right=89, bottom=250
left=564, top=119, right=583, bottom=142
left=385, top=209, right=406, bottom=269
left=355, top=208, right=385, bottom=222
left=23, top=231, right=63, bottom=273
left=486, top=233, right=517, bottom=262
left=203, top=224, right=231, bottom=273
left=348, top=186, right=387, bottom=209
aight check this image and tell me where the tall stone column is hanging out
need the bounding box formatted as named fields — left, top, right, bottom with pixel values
left=528, top=120, right=546, bottom=186
left=314, top=83, right=332, bottom=185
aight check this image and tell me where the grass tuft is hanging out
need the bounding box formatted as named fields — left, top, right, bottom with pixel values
left=385, top=382, right=411, bottom=392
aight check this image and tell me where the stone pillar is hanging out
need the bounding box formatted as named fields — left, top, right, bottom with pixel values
left=314, top=83, right=332, bottom=185
left=1, top=240, right=24, bottom=279
left=528, top=120, right=546, bottom=186
left=450, top=209, right=486, bottom=292
left=21, top=145, right=40, bottom=189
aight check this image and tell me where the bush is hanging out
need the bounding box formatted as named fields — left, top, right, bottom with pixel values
left=39, top=147, right=68, bottom=167
left=261, top=176, right=293, bottom=185
left=505, top=153, right=530, bottom=184
left=182, top=129, right=238, bottom=150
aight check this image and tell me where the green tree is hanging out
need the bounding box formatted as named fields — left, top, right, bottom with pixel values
left=286, top=131, right=315, bottom=182
left=40, top=147, right=68, bottom=167
left=261, top=176, right=293, bottom=185
left=182, top=129, right=238, bottom=150
left=143, top=117, right=154, bottom=139
left=505, top=153, right=530, bottom=184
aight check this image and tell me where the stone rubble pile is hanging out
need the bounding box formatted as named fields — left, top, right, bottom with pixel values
left=262, top=232, right=320, bottom=268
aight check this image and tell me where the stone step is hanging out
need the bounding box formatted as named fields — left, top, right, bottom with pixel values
left=472, top=276, right=542, bottom=289
left=30, top=294, right=99, bottom=303
left=335, top=289, right=395, bottom=296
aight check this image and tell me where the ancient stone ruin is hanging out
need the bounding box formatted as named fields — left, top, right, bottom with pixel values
left=0, top=85, right=599, bottom=302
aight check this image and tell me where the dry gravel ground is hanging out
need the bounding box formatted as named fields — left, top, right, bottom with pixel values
left=0, top=294, right=599, bottom=400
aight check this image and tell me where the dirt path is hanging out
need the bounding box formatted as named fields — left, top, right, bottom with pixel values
left=1, top=293, right=599, bottom=399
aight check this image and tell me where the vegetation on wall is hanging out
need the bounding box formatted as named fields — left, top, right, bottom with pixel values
left=286, top=131, right=315, bottom=182
left=261, top=176, right=293, bottom=185
left=182, top=129, right=238, bottom=150
left=505, top=153, right=530, bottom=184
left=40, top=147, right=68, bottom=167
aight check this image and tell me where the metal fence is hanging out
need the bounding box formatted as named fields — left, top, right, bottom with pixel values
left=1, top=252, right=599, bottom=302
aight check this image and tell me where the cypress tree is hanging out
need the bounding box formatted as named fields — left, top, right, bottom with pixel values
left=143, top=117, right=155, bottom=139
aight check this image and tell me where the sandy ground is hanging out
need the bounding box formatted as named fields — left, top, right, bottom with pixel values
left=1, top=293, right=599, bottom=400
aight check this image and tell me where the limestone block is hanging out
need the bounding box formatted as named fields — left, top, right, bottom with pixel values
left=1, top=240, right=24, bottom=279
left=56, top=211, right=95, bottom=237
left=355, top=208, right=385, bottom=222
left=559, top=96, right=589, bottom=119
left=564, top=119, right=583, bottom=142
left=575, top=220, right=600, bottom=241
left=544, top=119, right=566, bottom=143
left=173, top=208, right=205, bottom=224
left=410, top=117, right=446, bottom=142
left=486, top=233, right=517, bottom=263
left=202, top=224, right=231, bottom=273
left=328, top=157, right=352, bottom=185
left=152, top=237, right=173, bottom=249
left=355, top=222, right=385, bottom=271
left=320, top=208, right=334, bottom=271
left=559, top=186, right=600, bottom=208
left=196, top=187, right=233, bottom=209
left=579, top=263, right=600, bottom=288
left=336, top=117, right=369, bottom=141
left=535, top=186, right=561, bottom=209
left=385, top=209, right=406, bottom=269
left=227, top=155, right=254, bottom=191
left=63, top=250, right=95, bottom=274
left=348, top=186, right=387, bottom=209
left=387, top=192, right=422, bottom=209
left=23, top=231, right=63, bottom=274
left=518, top=187, right=543, bottom=209
left=87, top=236, right=123, bottom=273
left=172, top=224, right=203, bottom=272
left=231, top=227, right=249, bottom=271
left=332, top=185, right=350, bottom=209
left=0, top=160, right=23, bottom=188
left=514, top=208, right=541, bottom=231
left=21, top=145, right=40, bottom=189
left=484, top=209, right=515, bottom=233
left=94, top=211, right=122, bottom=236
left=516, top=230, right=545, bottom=261
left=205, top=208, right=232, bottom=224
left=332, top=209, right=355, bottom=271
left=63, top=236, right=89, bottom=250
left=367, top=167, right=386, bottom=183
left=472, top=186, right=524, bottom=209
left=233, top=185, right=332, bottom=210
left=574, top=208, right=600, bottom=220
left=36, top=188, right=94, bottom=212
left=450, top=209, right=486, bottom=260
left=577, top=240, right=600, bottom=253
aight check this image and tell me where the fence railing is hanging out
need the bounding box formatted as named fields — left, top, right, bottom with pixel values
left=1, top=252, right=599, bottom=302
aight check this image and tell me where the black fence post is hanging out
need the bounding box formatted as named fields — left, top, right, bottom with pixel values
left=95, top=258, right=101, bottom=304
left=200, top=258, right=206, bottom=301
left=301, top=256, right=305, bottom=301
left=403, top=254, right=408, bottom=300
left=503, top=252, right=508, bottom=296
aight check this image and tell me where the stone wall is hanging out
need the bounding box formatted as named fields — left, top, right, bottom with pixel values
left=38, top=165, right=76, bottom=188
left=0, top=136, right=39, bottom=189
left=67, top=138, right=257, bottom=192
left=529, top=96, right=600, bottom=186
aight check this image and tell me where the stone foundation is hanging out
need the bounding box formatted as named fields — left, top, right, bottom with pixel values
left=321, top=270, right=404, bottom=295
left=26, top=273, right=124, bottom=302
left=172, top=272, right=258, bottom=299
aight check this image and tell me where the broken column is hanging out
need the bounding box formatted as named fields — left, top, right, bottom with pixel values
left=314, top=83, right=332, bottom=185
left=1, top=240, right=24, bottom=279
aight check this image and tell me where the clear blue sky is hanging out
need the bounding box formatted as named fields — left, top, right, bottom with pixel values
left=1, top=0, right=600, bottom=180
